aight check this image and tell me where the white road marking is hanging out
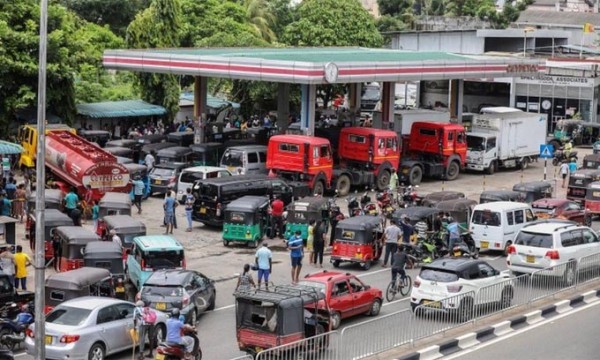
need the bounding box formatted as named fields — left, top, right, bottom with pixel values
left=213, top=304, right=235, bottom=312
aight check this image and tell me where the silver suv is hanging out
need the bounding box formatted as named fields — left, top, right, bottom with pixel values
left=507, top=220, right=600, bottom=284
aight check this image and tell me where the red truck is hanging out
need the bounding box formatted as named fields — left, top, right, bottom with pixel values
left=333, top=127, right=400, bottom=196
left=399, top=122, right=467, bottom=185
left=266, top=135, right=333, bottom=195
left=45, top=131, right=131, bottom=200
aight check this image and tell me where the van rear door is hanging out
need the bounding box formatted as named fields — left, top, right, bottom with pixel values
left=470, top=209, right=503, bottom=251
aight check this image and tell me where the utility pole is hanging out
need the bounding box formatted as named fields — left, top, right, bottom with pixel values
left=34, top=0, right=48, bottom=358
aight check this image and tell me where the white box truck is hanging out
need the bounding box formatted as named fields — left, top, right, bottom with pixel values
left=466, top=109, right=547, bottom=174
left=372, top=109, right=450, bottom=135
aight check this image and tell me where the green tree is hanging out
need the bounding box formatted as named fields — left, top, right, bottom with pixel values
left=127, top=0, right=182, bottom=121
left=243, top=0, right=276, bottom=43
left=266, top=0, right=297, bottom=40
left=59, top=0, right=150, bottom=36
left=377, top=0, right=414, bottom=16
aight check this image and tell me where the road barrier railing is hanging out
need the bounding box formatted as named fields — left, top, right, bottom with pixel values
left=255, top=331, right=340, bottom=360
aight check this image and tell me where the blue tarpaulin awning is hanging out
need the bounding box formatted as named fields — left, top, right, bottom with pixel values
left=76, top=100, right=167, bottom=119
left=0, top=141, right=24, bottom=155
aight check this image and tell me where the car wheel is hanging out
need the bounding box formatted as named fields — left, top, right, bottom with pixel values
left=189, top=309, right=197, bottom=325
left=369, top=299, right=382, bottom=316
left=154, top=324, right=166, bottom=345
left=336, top=174, right=352, bottom=197
left=457, top=297, right=473, bottom=322
left=409, top=166, right=423, bottom=186
left=446, top=161, right=460, bottom=181
left=500, top=287, right=513, bottom=309
left=88, top=342, right=105, bottom=360
left=207, top=292, right=216, bottom=311
left=332, top=260, right=340, bottom=268
left=330, top=311, right=341, bottom=330
left=563, top=261, right=577, bottom=286
left=361, top=260, right=371, bottom=270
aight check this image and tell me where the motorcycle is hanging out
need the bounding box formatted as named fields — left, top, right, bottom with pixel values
left=0, top=304, right=34, bottom=351
left=397, top=185, right=421, bottom=208
left=347, top=194, right=363, bottom=217
left=155, top=328, right=202, bottom=360
left=376, top=189, right=395, bottom=218
left=552, top=148, right=578, bottom=166
left=451, top=232, right=479, bottom=259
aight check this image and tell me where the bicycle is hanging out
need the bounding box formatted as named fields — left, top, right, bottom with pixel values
left=386, top=271, right=412, bottom=302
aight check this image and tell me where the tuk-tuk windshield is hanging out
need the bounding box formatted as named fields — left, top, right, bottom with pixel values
left=586, top=188, right=600, bottom=200
left=143, top=250, right=184, bottom=269
left=569, top=175, right=590, bottom=187
left=122, top=234, right=137, bottom=246
left=287, top=210, right=316, bottom=223
left=152, top=168, right=176, bottom=177
left=335, top=228, right=370, bottom=242
left=222, top=150, right=243, bottom=167
left=226, top=211, right=251, bottom=224
left=471, top=210, right=500, bottom=226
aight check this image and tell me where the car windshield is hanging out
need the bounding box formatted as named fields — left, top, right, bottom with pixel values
left=46, top=307, right=91, bottom=326
left=221, top=150, right=243, bottom=167
left=514, top=231, right=553, bottom=248
left=471, top=210, right=501, bottom=226
left=419, top=269, right=459, bottom=282
left=226, top=211, right=249, bottom=223
left=144, top=250, right=184, bottom=269
left=152, top=168, right=175, bottom=177
left=466, top=135, right=485, bottom=151
left=297, top=280, right=327, bottom=294
left=141, top=285, right=184, bottom=297
left=362, top=88, right=380, bottom=101
left=180, top=171, right=205, bottom=184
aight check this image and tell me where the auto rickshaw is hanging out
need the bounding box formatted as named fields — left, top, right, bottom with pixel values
left=96, top=214, right=146, bottom=254
left=123, top=163, right=150, bottom=199
left=210, top=127, right=242, bottom=143
left=96, top=192, right=133, bottom=238
left=234, top=284, right=331, bottom=358
left=421, top=191, right=465, bottom=207
left=284, top=197, right=331, bottom=241
left=435, top=198, right=478, bottom=228
left=116, top=156, right=134, bottom=164
left=567, top=169, right=600, bottom=202
left=106, top=139, right=141, bottom=163
left=585, top=181, right=600, bottom=217
left=137, top=133, right=167, bottom=146
left=189, top=143, right=226, bottom=167
left=44, top=267, right=113, bottom=314
left=78, top=130, right=111, bottom=147
left=330, top=215, right=383, bottom=270
left=512, top=181, right=553, bottom=203
left=56, top=226, right=102, bottom=272
left=167, top=131, right=195, bottom=147
left=28, top=209, right=73, bottom=266
left=391, top=206, right=438, bottom=241
left=582, top=154, right=600, bottom=170
left=83, top=241, right=125, bottom=281
left=222, top=196, right=270, bottom=248
left=25, top=189, right=64, bottom=239
left=156, top=146, right=193, bottom=165
left=103, top=146, right=134, bottom=159
left=479, top=190, right=524, bottom=204
left=139, top=142, right=176, bottom=164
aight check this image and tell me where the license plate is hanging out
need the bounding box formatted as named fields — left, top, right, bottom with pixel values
left=200, top=207, right=206, bottom=214
left=155, top=303, right=166, bottom=310
left=423, top=300, right=440, bottom=308
left=480, top=241, right=489, bottom=249
left=526, top=255, right=535, bottom=263
left=245, top=233, right=252, bottom=239
left=154, top=179, right=161, bottom=184
left=45, top=335, right=52, bottom=345
left=155, top=354, right=165, bottom=360
left=454, top=251, right=461, bottom=257
left=115, top=286, right=125, bottom=293
left=255, top=347, right=263, bottom=353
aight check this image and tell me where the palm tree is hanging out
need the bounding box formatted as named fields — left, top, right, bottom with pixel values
left=244, top=0, right=276, bottom=43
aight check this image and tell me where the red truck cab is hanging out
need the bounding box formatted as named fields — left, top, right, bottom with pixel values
left=266, top=135, right=333, bottom=195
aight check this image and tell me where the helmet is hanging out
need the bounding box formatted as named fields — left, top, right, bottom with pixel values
left=171, top=308, right=180, bottom=317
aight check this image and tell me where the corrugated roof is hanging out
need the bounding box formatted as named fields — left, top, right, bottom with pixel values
left=0, top=141, right=23, bottom=155
left=76, top=100, right=167, bottom=119
left=516, top=9, right=600, bottom=26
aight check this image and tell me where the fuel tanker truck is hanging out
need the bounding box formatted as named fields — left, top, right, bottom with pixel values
left=44, top=131, right=130, bottom=200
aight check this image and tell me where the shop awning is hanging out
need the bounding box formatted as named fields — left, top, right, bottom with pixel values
left=0, top=141, right=23, bottom=155
left=76, top=100, right=167, bottom=119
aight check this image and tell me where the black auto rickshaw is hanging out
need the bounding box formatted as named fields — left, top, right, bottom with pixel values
left=421, top=191, right=466, bottom=207
left=25, top=189, right=64, bottom=241
left=156, top=146, right=193, bottom=165
left=284, top=197, right=331, bottom=241
left=585, top=181, right=600, bottom=216
left=167, top=131, right=195, bottom=147
left=55, top=226, right=102, bottom=272
left=44, top=267, right=113, bottom=314
left=567, top=169, right=600, bottom=203
left=106, top=139, right=141, bottom=163
left=235, top=284, right=331, bottom=357
left=189, top=143, right=226, bottom=167
left=96, top=192, right=132, bottom=236
left=223, top=196, right=270, bottom=248
left=582, top=154, right=600, bottom=170
left=97, top=215, right=147, bottom=253
left=28, top=209, right=73, bottom=266
left=139, top=142, right=176, bottom=164
left=117, top=156, right=134, bottom=164
left=103, top=146, right=134, bottom=159
left=83, top=241, right=125, bottom=280
left=435, top=198, right=478, bottom=228
left=391, top=206, right=438, bottom=241
left=210, top=127, right=242, bottom=143
left=512, top=181, right=553, bottom=203
left=137, top=134, right=167, bottom=146
left=78, top=130, right=112, bottom=147
left=479, top=190, right=524, bottom=204
left=330, top=215, right=383, bottom=270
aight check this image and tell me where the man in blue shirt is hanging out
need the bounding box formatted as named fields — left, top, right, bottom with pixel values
left=166, top=309, right=194, bottom=356
left=131, top=176, right=145, bottom=214
left=0, top=193, right=11, bottom=216
left=255, top=242, right=272, bottom=290
left=447, top=217, right=464, bottom=253
left=287, top=230, right=304, bottom=284
left=63, top=187, right=79, bottom=218
left=164, top=190, right=177, bottom=234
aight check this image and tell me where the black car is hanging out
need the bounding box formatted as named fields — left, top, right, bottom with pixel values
left=140, top=270, right=216, bottom=325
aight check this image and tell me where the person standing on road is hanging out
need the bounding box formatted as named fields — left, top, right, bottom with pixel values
left=382, top=219, right=402, bottom=267
left=287, top=230, right=304, bottom=284
left=164, top=191, right=177, bottom=235
left=110, top=229, right=123, bottom=248
left=269, top=196, right=284, bottom=239
left=312, top=220, right=325, bottom=268
left=235, top=264, right=256, bottom=292
left=569, top=158, right=577, bottom=175
left=92, top=200, right=99, bottom=233
left=389, top=168, right=399, bottom=192
left=255, top=242, right=272, bottom=290
left=52, top=230, right=61, bottom=271
left=184, top=187, right=195, bottom=232
left=0, top=247, right=15, bottom=285
left=63, top=187, right=79, bottom=218
left=307, top=220, right=315, bottom=265
left=0, top=192, right=11, bottom=217
left=560, top=160, right=569, bottom=188
left=144, top=151, right=156, bottom=173
left=13, top=245, right=31, bottom=290
left=131, top=176, right=145, bottom=214
left=134, top=301, right=157, bottom=359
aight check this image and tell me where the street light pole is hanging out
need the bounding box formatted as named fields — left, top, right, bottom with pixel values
left=34, top=0, right=48, bottom=358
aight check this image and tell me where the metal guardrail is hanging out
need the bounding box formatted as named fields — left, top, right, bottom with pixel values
left=230, top=355, right=254, bottom=360
left=234, top=252, right=600, bottom=360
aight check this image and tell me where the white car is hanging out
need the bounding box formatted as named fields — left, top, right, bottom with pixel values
left=25, top=297, right=168, bottom=360
left=177, top=166, right=231, bottom=203
left=507, top=221, right=600, bottom=284
left=410, top=258, right=512, bottom=321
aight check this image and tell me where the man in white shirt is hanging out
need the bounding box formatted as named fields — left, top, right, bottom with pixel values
left=145, top=151, right=156, bottom=172
left=110, top=230, right=122, bottom=248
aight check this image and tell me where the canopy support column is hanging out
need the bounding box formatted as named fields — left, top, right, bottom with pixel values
left=381, top=82, right=395, bottom=130
left=277, top=83, right=290, bottom=130
left=449, top=79, right=464, bottom=123
left=194, top=76, right=208, bottom=144
left=348, top=83, right=362, bottom=124
left=301, top=84, right=316, bottom=136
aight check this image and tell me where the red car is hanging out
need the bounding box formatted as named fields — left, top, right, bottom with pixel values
left=298, top=270, right=383, bottom=330
left=531, top=198, right=591, bottom=226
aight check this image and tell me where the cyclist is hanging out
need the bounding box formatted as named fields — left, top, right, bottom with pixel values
left=391, top=245, right=410, bottom=284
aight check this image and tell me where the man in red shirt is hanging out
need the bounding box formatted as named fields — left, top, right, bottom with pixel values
left=270, top=196, right=284, bottom=239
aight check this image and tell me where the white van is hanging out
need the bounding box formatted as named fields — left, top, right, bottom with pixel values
left=220, top=145, right=268, bottom=175
left=470, top=201, right=536, bottom=254
left=177, top=166, right=232, bottom=202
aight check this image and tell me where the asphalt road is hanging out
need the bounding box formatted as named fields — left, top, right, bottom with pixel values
left=444, top=298, right=600, bottom=360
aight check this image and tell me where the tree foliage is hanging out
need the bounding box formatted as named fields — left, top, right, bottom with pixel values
left=377, top=0, right=414, bottom=17
left=127, top=0, right=182, bottom=121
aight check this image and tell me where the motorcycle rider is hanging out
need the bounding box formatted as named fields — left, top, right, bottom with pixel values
left=166, top=308, right=195, bottom=360
left=15, top=304, right=33, bottom=326
left=447, top=217, right=466, bottom=253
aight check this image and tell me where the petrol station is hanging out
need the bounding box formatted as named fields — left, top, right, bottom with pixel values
left=103, top=47, right=544, bottom=137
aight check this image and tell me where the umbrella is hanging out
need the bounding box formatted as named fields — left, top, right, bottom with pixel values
left=0, top=141, right=23, bottom=155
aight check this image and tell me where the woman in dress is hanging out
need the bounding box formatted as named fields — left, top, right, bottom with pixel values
left=235, top=264, right=256, bottom=292
left=13, top=184, right=26, bottom=223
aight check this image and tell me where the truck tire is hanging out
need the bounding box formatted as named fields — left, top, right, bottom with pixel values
left=336, top=174, right=352, bottom=196
left=486, top=161, right=496, bottom=175
left=376, top=169, right=391, bottom=191
left=519, top=157, right=530, bottom=170
left=446, top=161, right=460, bottom=181
left=313, top=180, right=325, bottom=196
left=409, top=166, right=423, bottom=185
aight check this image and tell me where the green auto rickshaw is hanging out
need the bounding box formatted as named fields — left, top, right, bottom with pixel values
left=222, top=196, right=270, bottom=248
left=284, top=197, right=330, bottom=242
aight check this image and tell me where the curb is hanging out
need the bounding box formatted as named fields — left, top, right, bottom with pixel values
left=396, top=288, right=600, bottom=360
